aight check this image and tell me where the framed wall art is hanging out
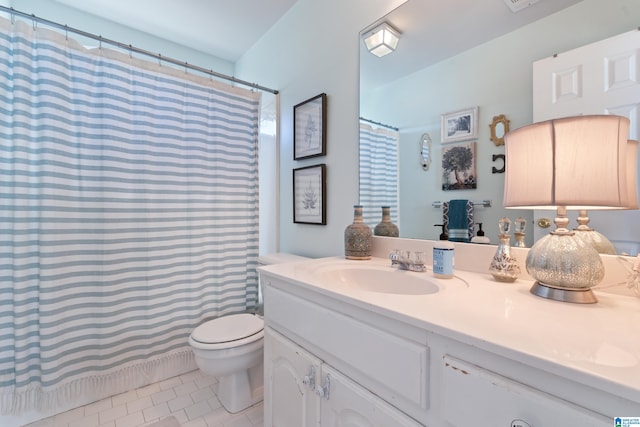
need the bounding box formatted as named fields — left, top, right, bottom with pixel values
left=442, top=141, right=477, bottom=191
left=441, top=106, right=478, bottom=144
left=294, top=93, right=327, bottom=160
left=293, top=164, right=326, bottom=225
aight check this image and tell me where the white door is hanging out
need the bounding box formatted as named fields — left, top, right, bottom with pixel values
left=532, top=29, right=640, bottom=254
left=319, top=364, right=423, bottom=427
left=264, top=327, right=321, bottom=427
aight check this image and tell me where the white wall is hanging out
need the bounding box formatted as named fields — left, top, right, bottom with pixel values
left=361, top=0, right=640, bottom=243
left=236, top=0, right=407, bottom=258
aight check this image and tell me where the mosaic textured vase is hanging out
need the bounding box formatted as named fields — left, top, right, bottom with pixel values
left=374, top=206, right=399, bottom=237
left=344, top=205, right=372, bottom=260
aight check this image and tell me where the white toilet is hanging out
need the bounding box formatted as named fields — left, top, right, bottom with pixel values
left=188, top=253, right=308, bottom=413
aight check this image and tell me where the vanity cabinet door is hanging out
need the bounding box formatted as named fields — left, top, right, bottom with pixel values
left=320, top=364, right=423, bottom=427
left=265, top=327, right=321, bottom=427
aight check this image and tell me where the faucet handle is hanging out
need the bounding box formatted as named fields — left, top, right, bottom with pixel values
left=411, top=251, right=425, bottom=265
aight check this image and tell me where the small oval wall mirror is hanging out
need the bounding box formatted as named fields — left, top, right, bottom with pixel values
left=420, top=133, right=432, bottom=170
left=490, top=114, right=510, bottom=146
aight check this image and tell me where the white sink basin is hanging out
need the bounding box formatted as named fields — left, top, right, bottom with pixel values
left=312, top=264, right=440, bottom=295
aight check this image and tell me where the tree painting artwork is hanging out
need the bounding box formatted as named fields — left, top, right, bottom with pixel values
left=442, top=141, right=477, bottom=191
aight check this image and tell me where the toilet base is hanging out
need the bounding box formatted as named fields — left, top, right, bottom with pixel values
left=217, top=362, right=264, bottom=413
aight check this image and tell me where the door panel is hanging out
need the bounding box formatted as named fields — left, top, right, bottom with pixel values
left=265, top=327, right=321, bottom=427
left=532, top=29, right=640, bottom=253
left=319, top=364, right=423, bottom=427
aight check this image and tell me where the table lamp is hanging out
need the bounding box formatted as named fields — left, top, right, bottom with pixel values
left=572, top=140, right=639, bottom=255
left=504, top=115, right=631, bottom=303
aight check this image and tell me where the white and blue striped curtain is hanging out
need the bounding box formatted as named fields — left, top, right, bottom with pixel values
left=359, top=121, right=399, bottom=229
left=0, top=17, right=261, bottom=412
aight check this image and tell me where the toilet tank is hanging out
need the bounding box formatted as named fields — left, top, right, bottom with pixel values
left=258, top=253, right=309, bottom=266
left=256, top=253, right=309, bottom=314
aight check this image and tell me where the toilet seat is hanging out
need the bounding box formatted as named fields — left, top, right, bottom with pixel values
left=191, top=313, right=264, bottom=348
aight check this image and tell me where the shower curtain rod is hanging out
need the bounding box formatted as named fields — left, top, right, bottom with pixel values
left=0, top=5, right=279, bottom=95
left=359, top=117, right=399, bottom=131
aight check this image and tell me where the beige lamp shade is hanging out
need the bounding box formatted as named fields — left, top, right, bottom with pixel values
left=627, top=140, right=639, bottom=210
left=503, top=115, right=631, bottom=304
left=504, top=115, right=630, bottom=210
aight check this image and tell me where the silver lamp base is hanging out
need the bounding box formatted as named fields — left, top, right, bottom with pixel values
left=530, top=282, right=598, bottom=304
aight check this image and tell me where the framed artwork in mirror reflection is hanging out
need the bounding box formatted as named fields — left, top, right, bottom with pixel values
left=442, top=141, right=477, bottom=191
left=441, top=106, right=478, bottom=144
left=294, top=93, right=327, bottom=160
left=293, top=164, right=326, bottom=225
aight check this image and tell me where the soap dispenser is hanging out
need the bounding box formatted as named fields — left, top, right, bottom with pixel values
left=434, top=224, right=448, bottom=240
left=470, top=223, right=490, bottom=244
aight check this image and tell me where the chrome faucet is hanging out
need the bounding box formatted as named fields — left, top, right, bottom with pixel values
left=389, top=250, right=426, bottom=272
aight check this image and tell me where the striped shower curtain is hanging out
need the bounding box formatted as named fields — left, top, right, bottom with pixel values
left=0, top=17, right=261, bottom=412
left=359, top=121, right=399, bottom=229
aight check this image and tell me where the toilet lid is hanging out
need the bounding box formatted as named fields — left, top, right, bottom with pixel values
left=191, top=313, right=263, bottom=344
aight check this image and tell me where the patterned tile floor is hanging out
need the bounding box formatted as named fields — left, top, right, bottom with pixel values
left=24, top=370, right=263, bottom=427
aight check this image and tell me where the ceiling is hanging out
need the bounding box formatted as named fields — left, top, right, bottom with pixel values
left=49, top=0, right=581, bottom=88
left=360, top=0, right=582, bottom=92
left=51, top=0, right=299, bottom=63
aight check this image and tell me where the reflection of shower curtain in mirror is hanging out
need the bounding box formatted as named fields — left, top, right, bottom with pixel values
left=359, top=121, right=399, bottom=229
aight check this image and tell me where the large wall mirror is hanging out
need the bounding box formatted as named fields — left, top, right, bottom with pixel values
left=359, top=0, right=640, bottom=253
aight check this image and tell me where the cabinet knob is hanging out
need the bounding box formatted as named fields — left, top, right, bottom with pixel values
left=302, top=366, right=315, bottom=390
left=315, top=374, right=330, bottom=400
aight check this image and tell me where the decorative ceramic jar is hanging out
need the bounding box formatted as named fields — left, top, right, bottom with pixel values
left=373, top=206, right=399, bottom=237
left=489, top=217, right=521, bottom=282
left=344, top=205, right=372, bottom=260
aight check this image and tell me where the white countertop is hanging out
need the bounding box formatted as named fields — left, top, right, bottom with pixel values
left=260, top=256, right=640, bottom=404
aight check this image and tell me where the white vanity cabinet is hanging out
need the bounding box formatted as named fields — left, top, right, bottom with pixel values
left=265, top=327, right=423, bottom=427
left=260, top=257, right=640, bottom=426
left=262, top=272, right=428, bottom=426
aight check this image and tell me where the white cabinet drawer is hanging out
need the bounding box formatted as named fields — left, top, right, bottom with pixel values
left=264, top=283, right=429, bottom=410
left=441, top=355, right=608, bottom=426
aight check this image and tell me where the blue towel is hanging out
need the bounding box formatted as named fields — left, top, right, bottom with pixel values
left=444, top=200, right=474, bottom=242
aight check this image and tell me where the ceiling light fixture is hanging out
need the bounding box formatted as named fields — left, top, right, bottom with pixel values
left=363, top=22, right=400, bottom=58
left=504, top=0, right=541, bottom=13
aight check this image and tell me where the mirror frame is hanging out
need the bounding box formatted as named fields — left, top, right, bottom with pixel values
left=489, top=114, right=510, bottom=146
